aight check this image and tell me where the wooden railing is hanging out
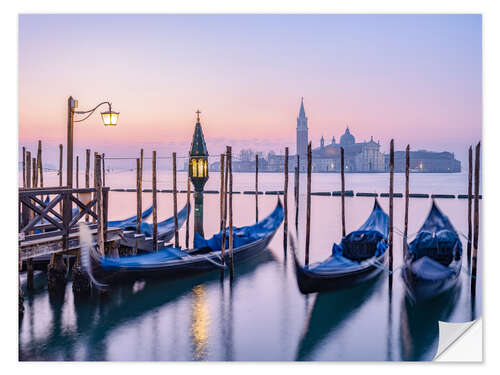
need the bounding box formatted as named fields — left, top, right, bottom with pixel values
left=19, top=187, right=109, bottom=245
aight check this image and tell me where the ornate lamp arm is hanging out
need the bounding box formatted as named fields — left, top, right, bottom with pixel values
left=74, top=101, right=112, bottom=123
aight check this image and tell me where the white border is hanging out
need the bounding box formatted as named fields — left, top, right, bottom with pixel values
left=3, top=0, right=498, bottom=372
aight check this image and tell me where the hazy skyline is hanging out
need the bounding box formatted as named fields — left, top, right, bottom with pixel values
left=19, top=14, right=481, bottom=165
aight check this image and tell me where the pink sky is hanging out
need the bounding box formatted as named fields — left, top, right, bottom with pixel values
left=19, top=14, right=482, bottom=164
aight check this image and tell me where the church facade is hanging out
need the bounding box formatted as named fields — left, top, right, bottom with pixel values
left=295, top=99, right=386, bottom=172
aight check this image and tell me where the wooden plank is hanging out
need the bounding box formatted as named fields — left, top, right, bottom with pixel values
left=19, top=228, right=122, bottom=260
left=356, top=192, right=378, bottom=197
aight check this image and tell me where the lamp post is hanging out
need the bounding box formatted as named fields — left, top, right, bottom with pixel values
left=188, top=110, right=209, bottom=236
left=66, top=96, right=119, bottom=188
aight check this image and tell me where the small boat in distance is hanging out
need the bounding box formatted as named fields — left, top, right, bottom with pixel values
left=292, top=199, right=389, bottom=294
left=402, top=201, right=462, bottom=301
left=81, top=199, right=284, bottom=286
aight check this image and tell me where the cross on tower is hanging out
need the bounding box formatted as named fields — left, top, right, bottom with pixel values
left=196, top=109, right=201, bottom=122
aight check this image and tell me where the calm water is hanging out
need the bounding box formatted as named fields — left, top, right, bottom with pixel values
left=19, top=171, right=482, bottom=361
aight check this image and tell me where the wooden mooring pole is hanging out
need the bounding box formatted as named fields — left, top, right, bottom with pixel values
left=389, top=139, right=395, bottom=284
left=136, top=158, right=141, bottom=234
left=221, top=151, right=229, bottom=255
left=93, top=152, right=98, bottom=224
left=186, top=177, right=191, bottom=249
left=340, top=147, right=346, bottom=237
left=59, top=144, right=63, bottom=186
left=152, top=151, right=158, bottom=251
left=404, top=145, right=410, bottom=238
left=173, top=152, right=179, bottom=248
left=95, top=154, right=105, bottom=255
left=102, top=153, right=106, bottom=187
left=32, top=157, right=37, bottom=189
left=467, top=146, right=473, bottom=266
left=76, top=156, right=79, bottom=188
left=228, top=146, right=234, bottom=279
left=220, top=154, right=227, bottom=267
left=220, top=153, right=225, bottom=231
left=85, top=149, right=90, bottom=222
left=255, top=154, right=259, bottom=223
left=22, top=146, right=26, bottom=188
left=295, top=155, right=299, bottom=230
left=305, top=142, right=312, bottom=266
left=471, top=142, right=480, bottom=298
left=25, top=152, right=33, bottom=290
left=284, top=147, right=289, bottom=251
left=37, top=140, right=43, bottom=189
left=25, top=152, right=31, bottom=188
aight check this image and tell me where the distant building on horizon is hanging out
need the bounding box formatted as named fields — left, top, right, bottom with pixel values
left=296, top=97, right=308, bottom=170
left=209, top=98, right=461, bottom=173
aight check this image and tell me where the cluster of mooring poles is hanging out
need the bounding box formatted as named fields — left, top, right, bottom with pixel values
left=19, top=142, right=112, bottom=301
left=19, top=132, right=481, bottom=313
left=297, top=139, right=481, bottom=298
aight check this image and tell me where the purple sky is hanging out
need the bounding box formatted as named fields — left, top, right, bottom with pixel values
left=19, top=14, right=482, bottom=166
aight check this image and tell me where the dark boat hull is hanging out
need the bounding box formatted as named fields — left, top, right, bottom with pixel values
left=91, top=227, right=277, bottom=285
left=294, top=251, right=388, bottom=294
left=401, top=262, right=461, bottom=302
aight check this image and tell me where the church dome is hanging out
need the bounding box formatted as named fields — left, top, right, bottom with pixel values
left=340, top=127, right=355, bottom=145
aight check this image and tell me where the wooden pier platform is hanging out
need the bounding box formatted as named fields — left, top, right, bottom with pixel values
left=19, top=186, right=122, bottom=261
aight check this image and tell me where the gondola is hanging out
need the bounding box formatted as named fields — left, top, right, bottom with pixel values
left=82, top=199, right=284, bottom=286
left=27, top=205, right=157, bottom=271
left=401, top=200, right=462, bottom=301
left=108, top=205, right=153, bottom=228
left=115, top=203, right=189, bottom=251
left=292, top=199, right=389, bottom=294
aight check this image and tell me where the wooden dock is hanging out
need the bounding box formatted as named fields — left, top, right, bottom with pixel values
left=19, top=186, right=122, bottom=261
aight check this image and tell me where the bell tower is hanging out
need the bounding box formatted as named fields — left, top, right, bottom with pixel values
left=296, top=97, right=308, bottom=171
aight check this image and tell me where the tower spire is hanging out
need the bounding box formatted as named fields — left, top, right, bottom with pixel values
left=299, top=97, right=306, bottom=118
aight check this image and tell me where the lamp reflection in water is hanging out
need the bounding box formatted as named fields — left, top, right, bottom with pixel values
left=190, top=284, right=210, bottom=360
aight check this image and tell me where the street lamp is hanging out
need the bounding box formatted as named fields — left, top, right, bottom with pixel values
left=66, top=96, right=119, bottom=188
left=189, top=110, right=209, bottom=236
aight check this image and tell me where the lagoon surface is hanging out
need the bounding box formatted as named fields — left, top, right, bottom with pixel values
left=19, top=171, right=482, bottom=361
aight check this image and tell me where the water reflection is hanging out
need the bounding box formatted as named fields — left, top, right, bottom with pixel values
left=399, top=285, right=461, bottom=361
left=296, top=276, right=382, bottom=360
left=191, top=285, right=209, bottom=360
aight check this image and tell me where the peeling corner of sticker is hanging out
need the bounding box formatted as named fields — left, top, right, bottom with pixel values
left=434, top=318, right=482, bottom=362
